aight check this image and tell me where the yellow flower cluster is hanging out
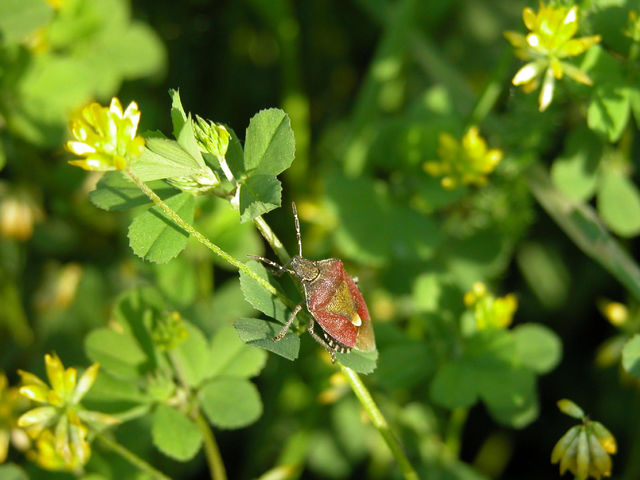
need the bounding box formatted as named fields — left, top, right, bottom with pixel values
left=17, top=353, right=119, bottom=471
left=464, top=282, right=518, bottom=330
left=552, top=399, right=616, bottom=480
left=0, top=373, right=30, bottom=463
left=504, top=3, right=601, bottom=111
left=423, top=127, right=502, bottom=189
left=67, top=97, right=145, bottom=171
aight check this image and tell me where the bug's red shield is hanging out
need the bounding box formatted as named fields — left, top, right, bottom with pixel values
left=307, top=260, right=375, bottom=352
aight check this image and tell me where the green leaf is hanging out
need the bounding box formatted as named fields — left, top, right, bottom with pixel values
left=131, top=138, right=205, bottom=182
left=234, top=318, right=300, bottom=361
left=110, top=23, right=165, bottom=79
left=128, top=192, right=195, bottom=263
left=18, top=54, right=95, bottom=146
left=412, top=273, right=442, bottom=313
left=430, top=362, right=479, bottom=408
left=550, top=127, right=602, bottom=202
left=239, top=261, right=290, bottom=323
left=0, top=0, right=52, bottom=44
left=583, top=47, right=630, bottom=142
left=238, top=174, right=282, bottom=223
left=243, top=108, right=295, bottom=175
left=331, top=398, right=368, bottom=459
left=225, top=127, right=245, bottom=178
left=84, top=370, right=149, bottom=404
left=169, top=90, right=206, bottom=167
left=326, top=175, right=441, bottom=266
left=308, top=431, right=351, bottom=478
left=598, top=168, right=640, bottom=237
left=337, top=349, right=379, bottom=375
left=430, top=329, right=540, bottom=427
left=152, top=405, right=202, bottom=461
left=374, top=341, right=433, bottom=389
left=0, top=464, right=29, bottom=480
left=169, top=89, right=188, bottom=139
left=512, top=323, right=562, bottom=373
left=516, top=242, right=570, bottom=310
left=89, top=171, right=178, bottom=211
left=622, top=334, right=640, bottom=377
left=85, top=328, right=149, bottom=379
left=153, top=256, right=198, bottom=307
left=588, top=84, right=630, bottom=142
left=172, top=322, right=211, bottom=387
left=199, top=377, right=263, bottom=429
left=480, top=369, right=538, bottom=429
left=111, top=287, right=165, bottom=367
left=199, top=198, right=263, bottom=270
left=209, top=325, right=267, bottom=378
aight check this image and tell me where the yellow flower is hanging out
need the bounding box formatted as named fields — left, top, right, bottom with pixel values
left=423, top=127, right=502, bottom=190
left=17, top=353, right=119, bottom=469
left=0, top=184, right=44, bottom=241
left=0, top=373, right=31, bottom=463
left=504, top=3, right=601, bottom=111
left=464, top=282, right=518, bottom=330
left=597, top=299, right=628, bottom=327
left=66, top=97, right=145, bottom=171
left=27, top=430, right=84, bottom=472
left=551, top=400, right=616, bottom=480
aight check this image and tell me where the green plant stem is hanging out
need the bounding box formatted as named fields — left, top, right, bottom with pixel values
left=467, top=48, right=513, bottom=127
left=339, top=364, right=420, bottom=480
left=169, top=349, right=227, bottom=480
left=253, top=215, right=291, bottom=264
left=195, top=411, right=228, bottom=480
left=526, top=163, right=640, bottom=301
left=125, top=168, right=282, bottom=301
left=96, top=432, right=172, bottom=480
left=444, top=407, right=469, bottom=458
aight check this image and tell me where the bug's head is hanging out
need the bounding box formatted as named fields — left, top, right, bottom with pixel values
left=289, top=256, right=319, bottom=282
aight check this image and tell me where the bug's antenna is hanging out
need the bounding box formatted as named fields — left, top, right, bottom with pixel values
left=291, top=202, right=302, bottom=257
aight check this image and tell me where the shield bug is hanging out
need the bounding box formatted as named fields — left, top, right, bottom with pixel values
left=249, top=203, right=375, bottom=362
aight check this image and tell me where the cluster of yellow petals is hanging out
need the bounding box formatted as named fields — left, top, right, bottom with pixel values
left=17, top=353, right=118, bottom=471
left=464, top=282, right=518, bottom=330
left=504, top=3, right=601, bottom=111
left=423, top=127, right=502, bottom=190
left=66, top=97, right=145, bottom=171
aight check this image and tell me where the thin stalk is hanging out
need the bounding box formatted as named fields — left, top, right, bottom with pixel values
left=467, top=48, right=513, bottom=127
left=195, top=411, right=227, bottom=480
left=169, top=351, right=227, bottom=480
left=339, top=365, right=420, bottom=480
left=96, top=432, right=172, bottom=480
left=526, top=163, right=640, bottom=301
left=444, top=407, right=469, bottom=458
left=125, top=168, right=282, bottom=301
left=253, top=215, right=291, bottom=264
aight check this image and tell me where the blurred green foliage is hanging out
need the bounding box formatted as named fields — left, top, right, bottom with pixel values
left=2, top=0, right=640, bottom=479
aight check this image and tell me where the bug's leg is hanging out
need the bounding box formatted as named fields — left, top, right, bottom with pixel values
left=247, top=254, right=288, bottom=276
left=307, top=316, right=337, bottom=363
left=273, top=303, right=303, bottom=341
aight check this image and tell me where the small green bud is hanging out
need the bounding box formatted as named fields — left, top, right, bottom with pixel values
left=557, top=398, right=585, bottom=419
left=551, top=403, right=617, bottom=480
left=166, top=166, right=220, bottom=194
left=193, top=116, right=230, bottom=159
